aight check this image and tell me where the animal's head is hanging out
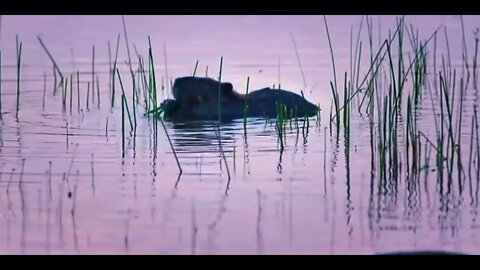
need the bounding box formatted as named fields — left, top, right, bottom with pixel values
left=158, top=99, right=180, bottom=118
left=172, top=76, right=234, bottom=106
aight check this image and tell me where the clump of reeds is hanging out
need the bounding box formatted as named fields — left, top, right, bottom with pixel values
left=145, top=37, right=182, bottom=174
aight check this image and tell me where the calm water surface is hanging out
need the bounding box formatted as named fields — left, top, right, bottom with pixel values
left=0, top=15, right=480, bottom=254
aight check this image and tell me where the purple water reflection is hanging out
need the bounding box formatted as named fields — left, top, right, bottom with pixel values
left=0, top=15, right=479, bottom=254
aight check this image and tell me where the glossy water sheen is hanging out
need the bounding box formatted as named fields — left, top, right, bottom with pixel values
left=0, top=15, right=480, bottom=255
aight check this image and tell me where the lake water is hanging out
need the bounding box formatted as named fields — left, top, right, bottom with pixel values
left=0, top=15, right=480, bottom=255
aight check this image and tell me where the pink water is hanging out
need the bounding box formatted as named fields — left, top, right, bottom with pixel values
left=0, top=15, right=479, bottom=254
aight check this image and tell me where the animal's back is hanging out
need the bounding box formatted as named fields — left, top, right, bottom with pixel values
left=247, top=88, right=319, bottom=118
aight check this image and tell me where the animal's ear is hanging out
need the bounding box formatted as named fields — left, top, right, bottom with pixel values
left=221, top=82, right=233, bottom=94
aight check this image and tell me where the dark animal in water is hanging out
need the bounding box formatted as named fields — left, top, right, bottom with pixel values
left=158, top=76, right=319, bottom=121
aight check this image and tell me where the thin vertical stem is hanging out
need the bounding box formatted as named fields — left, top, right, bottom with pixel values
left=92, top=45, right=95, bottom=105
left=77, top=71, right=80, bottom=113
left=16, top=36, right=22, bottom=118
